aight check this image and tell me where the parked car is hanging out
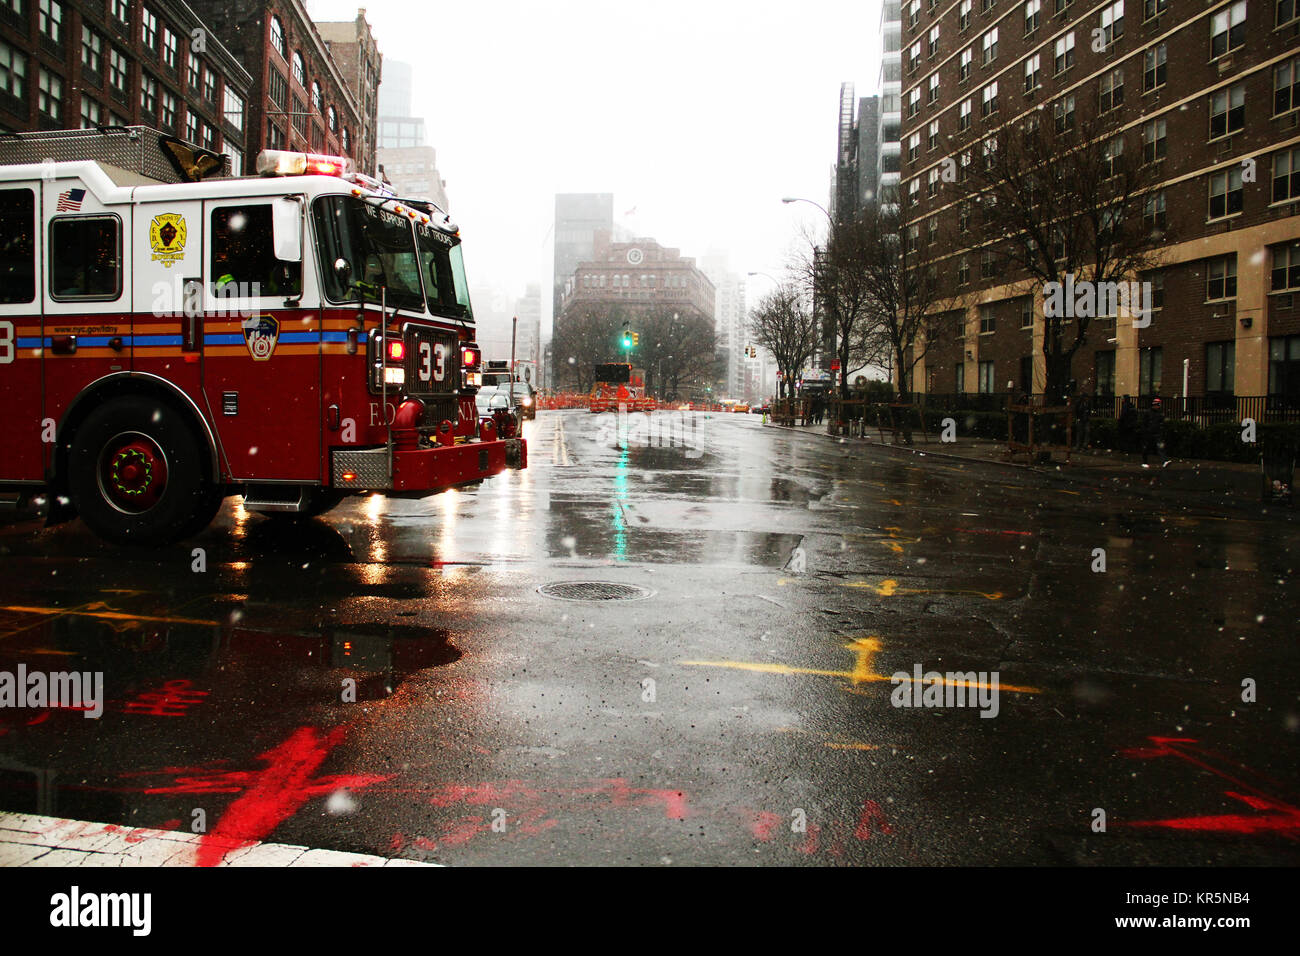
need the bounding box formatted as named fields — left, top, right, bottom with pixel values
left=509, top=382, right=537, bottom=419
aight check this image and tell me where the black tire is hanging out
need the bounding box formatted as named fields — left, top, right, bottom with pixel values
left=66, top=396, right=215, bottom=546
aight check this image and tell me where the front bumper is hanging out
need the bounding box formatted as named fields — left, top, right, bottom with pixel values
left=331, top=438, right=527, bottom=492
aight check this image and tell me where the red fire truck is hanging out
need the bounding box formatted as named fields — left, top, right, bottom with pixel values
left=0, top=128, right=526, bottom=545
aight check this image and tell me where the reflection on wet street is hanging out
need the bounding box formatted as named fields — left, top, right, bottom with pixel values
left=1, top=410, right=1297, bottom=865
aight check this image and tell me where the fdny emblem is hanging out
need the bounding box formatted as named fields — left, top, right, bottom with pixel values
left=148, top=213, right=187, bottom=268
left=242, top=314, right=279, bottom=361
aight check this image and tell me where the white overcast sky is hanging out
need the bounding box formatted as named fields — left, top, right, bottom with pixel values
left=306, top=1, right=882, bottom=329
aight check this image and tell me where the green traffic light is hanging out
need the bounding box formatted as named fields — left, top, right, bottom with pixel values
left=622, top=337, right=632, bottom=348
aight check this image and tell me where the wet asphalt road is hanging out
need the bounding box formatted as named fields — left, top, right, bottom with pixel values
left=1, top=409, right=1298, bottom=866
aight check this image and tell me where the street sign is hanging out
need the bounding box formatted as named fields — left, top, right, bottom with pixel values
left=831, top=360, right=841, bottom=371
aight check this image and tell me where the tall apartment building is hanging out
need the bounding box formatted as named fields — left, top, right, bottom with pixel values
left=702, top=257, right=747, bottom=399
left=553, top=192, right=614, bottom=329
left=0, top=0, right=252, bottom=171
left=188, top=0, right=364, bottom=172
left=878, top=0, right=904, bottom=207
left=898, top=0, right=1300, bottom=405
left=316, top=10, right=380, bottom=176
left=514, top=283, right=542, bottom=380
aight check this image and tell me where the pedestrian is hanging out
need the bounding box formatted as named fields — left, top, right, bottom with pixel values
left=1119, top=395, right=1138, bottom=454
left=1141, top=397, right=1164, bottom=466
left=1074, top=387, right=1091, bottom=450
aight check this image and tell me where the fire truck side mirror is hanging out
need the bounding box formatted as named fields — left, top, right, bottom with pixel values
left=272, top=197, right=303, bottom=263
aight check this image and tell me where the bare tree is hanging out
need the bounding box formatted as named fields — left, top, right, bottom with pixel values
left=793, top=219, right=877, bottom=398
left=750, top=284, right=818, bottom=399
left=955, top=100, right=1168, bottom=401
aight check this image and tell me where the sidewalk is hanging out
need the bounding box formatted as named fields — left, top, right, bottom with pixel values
left=0, top=812, right=435, bottom=867
left=766, top=419, right=1290, bottom=514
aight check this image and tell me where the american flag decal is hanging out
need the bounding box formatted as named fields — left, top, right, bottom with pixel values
left=56, top=188, right=86, bottom=212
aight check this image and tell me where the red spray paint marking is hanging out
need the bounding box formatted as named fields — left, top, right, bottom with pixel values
left=129, top=725, right=392, bottom=866
left=796, top=822, right=821, bottom=855
left=424, top=779, right=689, bottom=821
left=747, top=810, right=782, bottom=842
left=1118, top=736, right=1300, bottom=838
left=123, top=679, right=208, bottom=716
left=854, top=799, right=894, bottom=840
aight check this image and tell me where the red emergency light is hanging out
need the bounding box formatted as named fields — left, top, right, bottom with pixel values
left=461, top=347, right=479, bottom=369
left=388, top=341, right=405, bottom=361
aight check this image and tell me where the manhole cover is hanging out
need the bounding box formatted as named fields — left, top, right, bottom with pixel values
left=537, top=582, right=655, bottom=602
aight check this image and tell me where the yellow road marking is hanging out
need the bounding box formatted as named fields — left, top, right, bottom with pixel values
left=841, top=578, right=1003, bottom=600
left=1, top=605, right=222, bottom=628
left=683, top=635, right=1039, bottom=694
left=824, top=742, right=880, bottom=751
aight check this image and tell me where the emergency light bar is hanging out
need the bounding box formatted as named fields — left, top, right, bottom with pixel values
left=256, top=149, right=355, bottom=178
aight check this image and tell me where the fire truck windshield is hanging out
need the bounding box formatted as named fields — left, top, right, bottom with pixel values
left=416, top=221, right=473, bottom=321
left=313, top=195, right=425, bottom=312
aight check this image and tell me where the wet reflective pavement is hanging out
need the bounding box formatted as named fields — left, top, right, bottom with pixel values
left=1, top=410, right=1297, bottom=865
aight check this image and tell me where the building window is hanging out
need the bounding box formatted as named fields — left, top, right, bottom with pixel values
left=980, top=249, right=998, bottom=277
left=928, top=25, right=940, bottom=57
left=1099, top=68, right=1123, bottom=112
left=267, top=68, right=286, bottom=108
left=907, top=132, right=920, bottom=160
left=187, top=51, right=200, bottom=91
left=959, top=47, right=972, bottom=82
left=908, top=88, right=920, bottom=117
left=38, top=0, right=61, bottom=43
left=1206, top=341, right=1235, bottom=395
left=140, top=72, right=156, bottom=115
left=327, top=105, right=337, bottom=132
left=1269, top=335, right=1300, bottom=398
left=1207, top=255, right=1237, bottom=301
left=981, top=0, right=996, bottom=10
left=960, top=98, right=972, bottom=130
left=1099, top=1, right=1124, bottom=47
left=292, top=95, right=307, bottom=136
left=981, top=27, right=998, bottom=65
left=1209, top=84, right=1245, bottom=139
left=1139, top=347, right=1162, bottom=396
left=49, top=216, right=121, bottom=300
left=1095, top=351, right=1116, bottom=397
left=928, top=167, right=939, bottom=196
left=224, top=87, right=243, bottom=132
left=1143, top=44, right=1166, bottom=92
left=959, top=201, right=971, bottom=231
left=186, top=109, right=199, bottom=143
left=1210, top=1, right=1246, bottom=59
left=1025, top=0, right=1041, bottom=33
left=1208, top=167, right=1244, bottom=220
left=162, top=27, right=177, bottom=70
left=311, top=81, right=321, bottom=112
left=266, top=120, right=285, bottom=149
left=342, top=128, right=350, bottom=152
left=269, top=16, right=285, bottom=60
left=959, top=0, right=971, bottom=30
left=908, top=40, right=921, bottom=74
left=291, top=51, right=305, bottom=87
left=980, top=304, right=996, bottom=333
left=907, top=224, right=919, bottom=253
left=981, top=80, right=998, bottom=116
left=1024, top=54, right=1041, bottom=92
left=160, top=89, right=176, bottom=129
left=111, top=0, right=128, bottom=23
left=79, top=96, right=100, bottom=128
left=1143, top=191, right=1167, bottom=232
left=37, top=67, right=61, bottom=118
left=1102, top=137, right=1123, bottom=178
left=927, top=73, right=939, bottom=104
left=1273, top=148, right=1300, bottom=203
left=1054, top=32, right=1074, bottom=75
left=141, top=6, right=156, bottom=50
left=109, top=47, right=127, bottom=92
left=222, top=143, right=243, bottom=177
left=1276, top=56, right=1300, bottom=115
left=1020, top=296, right=1033, bottom=327
left=1149, top=270, right=1164, bottom=310
left=1144, top=0, right=1167, bottom=18
left=0, top=38, right=24, bottom=101
left=204, top=68, right=216, bottom=104
left=1142, top=118, right=1166, bottom=162
left=978, top=360, right=996, bottom=393
left=81, top=25, right=102, bottom=74
left=1272, top=242, right=1300, bottom=291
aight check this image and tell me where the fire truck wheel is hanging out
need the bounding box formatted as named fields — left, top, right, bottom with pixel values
left=67, top=396, right=215, bottom=546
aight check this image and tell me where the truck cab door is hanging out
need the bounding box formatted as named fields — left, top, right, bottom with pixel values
left=0, top=184, right=41, bottom=483
left=199, top=197, right=320, bottom=482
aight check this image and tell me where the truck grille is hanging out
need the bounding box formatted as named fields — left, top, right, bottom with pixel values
left=404, top=325, right=460, bottom=397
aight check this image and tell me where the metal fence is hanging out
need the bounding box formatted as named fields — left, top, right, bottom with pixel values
left=915, top=393, right=1300, bottom=425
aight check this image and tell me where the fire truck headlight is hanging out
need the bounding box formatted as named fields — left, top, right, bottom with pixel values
left=522, top=396, right=533, bottom=406
left=384, top=367, right=405, bottom=386
left=465, top=371, right=480, bottom=387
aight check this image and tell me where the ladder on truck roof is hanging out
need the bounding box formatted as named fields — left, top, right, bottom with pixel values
left=0, top=126, right=230, bottom=184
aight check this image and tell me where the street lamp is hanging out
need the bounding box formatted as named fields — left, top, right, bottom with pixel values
left=781, top=197, right=832, bottom=222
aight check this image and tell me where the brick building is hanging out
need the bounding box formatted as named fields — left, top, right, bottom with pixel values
left=897, top=0, right=1300, bottom=407
left=187, top=0, right=363, bottom=172
left=0, top=0, right=252, bottom=171
left=316, top=9, right=380, bottom=176
left=558, top=233, right=715, bottom=323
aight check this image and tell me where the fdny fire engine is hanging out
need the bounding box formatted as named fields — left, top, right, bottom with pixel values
left=0, top=127, right=525, bottom=545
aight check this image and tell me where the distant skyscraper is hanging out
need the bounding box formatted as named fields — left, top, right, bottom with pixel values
left=702, top=257, right=747, bottom=400
left=553, top=193, right=615, bottom=330
left=877, top=0, right=902, bottom=208
left=374, top=59, right=446, bottom=210
left=514, top=283, right=543, bottom=382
